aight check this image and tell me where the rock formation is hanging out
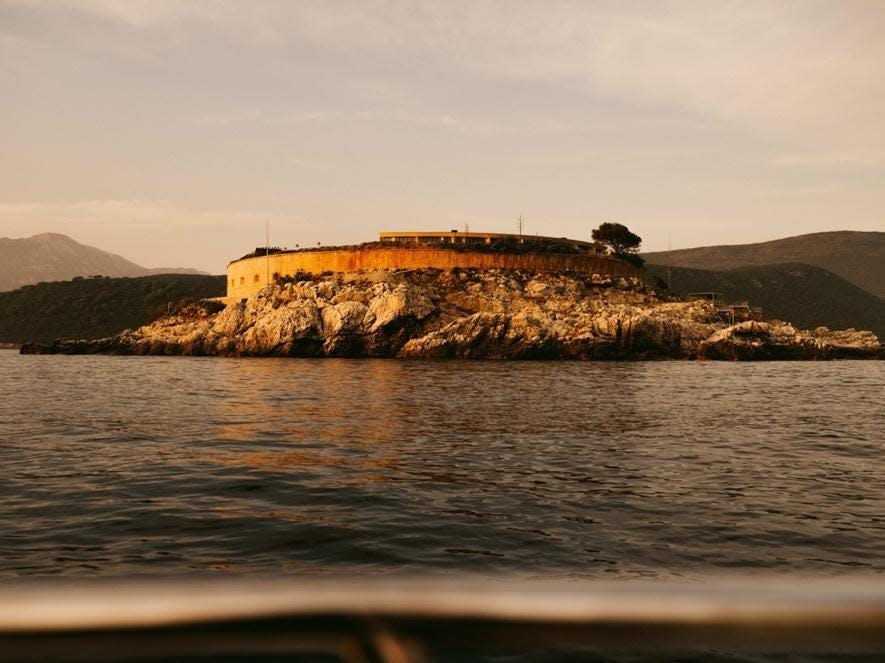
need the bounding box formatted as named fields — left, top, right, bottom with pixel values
left=20, top=269, right=883, bottom=360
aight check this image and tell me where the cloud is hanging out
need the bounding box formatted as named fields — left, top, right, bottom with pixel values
left=194, top=108, right=501, bottom=134
left=194, top=109, right=265, bottom=128
left=768, top=150, right=885, bottom=169
left=2, top=0, right=884, bottom=256
left=9, top=1, right=885, bottom=145
left=9, top=0, right=205, bottom=29
left=469, top=4, right=885, bottom=142
left=0, top=199, right=268, bottom=228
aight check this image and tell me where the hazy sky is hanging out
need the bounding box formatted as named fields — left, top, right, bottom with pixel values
left=2, top=1, right=884, bottom=272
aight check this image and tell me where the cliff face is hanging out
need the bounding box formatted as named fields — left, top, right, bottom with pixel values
left=21, top=269, right=883, bottom=360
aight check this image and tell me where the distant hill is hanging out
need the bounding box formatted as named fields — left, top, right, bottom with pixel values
left=0, top=274, right=226, bottom=344
left=646, top=262, right=885, bottom=338
left=643, top=231, right=885, bottom=300
left=0, top=233, right=205, bottom=292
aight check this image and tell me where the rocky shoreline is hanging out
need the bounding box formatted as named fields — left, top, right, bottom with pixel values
left=20, top=268, right=883, bottom=360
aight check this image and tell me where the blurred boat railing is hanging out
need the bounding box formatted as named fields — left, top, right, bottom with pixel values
left=2, top=576, right=885, bottom=662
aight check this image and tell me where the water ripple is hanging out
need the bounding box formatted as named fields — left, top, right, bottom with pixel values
left=1, top=351, right=883, bottom=579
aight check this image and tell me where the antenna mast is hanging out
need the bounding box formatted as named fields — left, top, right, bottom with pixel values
left=266, top=220, right=270, bottom=286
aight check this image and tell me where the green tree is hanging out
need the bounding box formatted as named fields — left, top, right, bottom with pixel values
left=591, top=222, right=644, bottom=267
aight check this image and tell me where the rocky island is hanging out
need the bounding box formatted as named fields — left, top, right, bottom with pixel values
left=21, top=268, right=882, bottom=360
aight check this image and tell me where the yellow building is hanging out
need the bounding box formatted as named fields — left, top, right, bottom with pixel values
left=378, top=230, right=600, bottom=251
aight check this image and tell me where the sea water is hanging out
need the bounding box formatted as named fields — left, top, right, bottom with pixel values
left=1, top=350, right=883, bottom=579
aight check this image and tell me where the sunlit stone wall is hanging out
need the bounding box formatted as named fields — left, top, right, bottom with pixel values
left=226, top=247, right=642, bottom=300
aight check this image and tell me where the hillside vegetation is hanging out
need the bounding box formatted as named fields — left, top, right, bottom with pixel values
left=646, top=262, right=885, bottom=338
left=0, top=233, right=204, bottom=292
left=643, top=231, right=885, bottom=299
left=0, top=274, right=225, bottom=344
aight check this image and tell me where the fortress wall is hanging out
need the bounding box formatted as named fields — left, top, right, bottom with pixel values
left=226, top=248, right=641, bottom=299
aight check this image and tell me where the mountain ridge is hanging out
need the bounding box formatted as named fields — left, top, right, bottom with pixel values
left=0, top=233, right=204, bottom=292
left=643, top=230, right=885, bottom=300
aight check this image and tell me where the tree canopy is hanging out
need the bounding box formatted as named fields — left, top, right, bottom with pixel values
left=0, top=274, right=225, bottom=344
left=591, top=223, right=644, bottom=267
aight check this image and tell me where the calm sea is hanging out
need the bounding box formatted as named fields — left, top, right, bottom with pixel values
left=1, top=350, right=883, bottom=579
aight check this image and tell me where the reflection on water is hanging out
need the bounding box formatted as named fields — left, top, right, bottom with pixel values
left=1, top=351, right=883, bottom=578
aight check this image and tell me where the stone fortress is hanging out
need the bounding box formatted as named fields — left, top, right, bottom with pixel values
left=226, top=230, right=642, bottom=300
left=24, top=231, right=882, bottom=360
